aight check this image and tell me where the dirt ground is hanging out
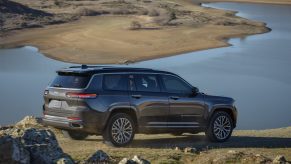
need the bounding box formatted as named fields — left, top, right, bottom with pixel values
left=57, top=127, right=291, bottom=163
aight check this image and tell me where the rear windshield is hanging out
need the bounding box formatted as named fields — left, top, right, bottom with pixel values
left=50, top=74, right=91, bottom=89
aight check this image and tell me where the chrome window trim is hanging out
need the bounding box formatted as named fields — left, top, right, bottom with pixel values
left=48, top=71, right=194, bottom=91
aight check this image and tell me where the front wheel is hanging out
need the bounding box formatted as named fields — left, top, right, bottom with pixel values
left=206, top=111, right=233, bottom=142
left=103, top=113, right=135, bottom=147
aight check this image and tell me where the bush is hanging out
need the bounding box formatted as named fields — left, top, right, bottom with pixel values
left=129, top=21, right=141, bottom=30
left=54, top=0, right=61, bottom=6
left=148, top=9, right=159, bottom=17
left=138, top=9, right=149, bottom=15
left=110, top=8, right=135, bottom=15
left=77, top=8, right=101, bottom=16
left=169, top=11, right=176, bottom=20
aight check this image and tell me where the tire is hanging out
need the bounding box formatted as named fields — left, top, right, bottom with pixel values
left=171, top=132, right=184, bottom=136
left=206, top=111, right=233, bottom=142
left=103, top=113, right=135, bottom=147
left=62, top=130, right=88, bottom=140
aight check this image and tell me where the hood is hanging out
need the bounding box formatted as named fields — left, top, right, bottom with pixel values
left=203, top=94, right=235, bottom=105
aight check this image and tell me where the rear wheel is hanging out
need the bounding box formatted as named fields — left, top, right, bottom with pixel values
left=62, top=130, right=88, bottom=140
left=206, top=111, right=233, bottom=142
left=103, top=113, right=135, bottom=147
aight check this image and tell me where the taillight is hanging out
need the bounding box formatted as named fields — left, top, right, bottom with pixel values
left=66, top=92, right=97, bottom=99
left=67, top=117, right=81, bottom=121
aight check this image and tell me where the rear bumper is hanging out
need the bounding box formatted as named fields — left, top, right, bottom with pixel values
left=42, top=113, right=104, bottom=134
left=43, top=102, right=108, bottom=134
left=42, top=115, right=84, bottom=129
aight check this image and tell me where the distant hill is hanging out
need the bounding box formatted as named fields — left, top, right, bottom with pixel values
left=0, top=0, right=76, bottom=33
left=0, top=0, right=52, bottom=16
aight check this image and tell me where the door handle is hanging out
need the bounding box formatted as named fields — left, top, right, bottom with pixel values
left=170, top=96, right=179, bottom=100
left=132, top=95, right=142, bottom=99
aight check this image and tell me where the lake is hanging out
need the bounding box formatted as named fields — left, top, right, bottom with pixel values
left=0, top=3, right=291, bottom=129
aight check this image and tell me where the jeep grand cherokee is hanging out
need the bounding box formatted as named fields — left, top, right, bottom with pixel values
left=42, top=65, right=237, bottom=147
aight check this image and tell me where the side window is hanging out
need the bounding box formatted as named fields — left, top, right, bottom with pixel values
left=134, top=74, right=160, bottom=92
left=162, top=75, right=192, bottom=94
left=103, top=74, right=128, bottom=91
left=87, top=74, right=102, bottom=90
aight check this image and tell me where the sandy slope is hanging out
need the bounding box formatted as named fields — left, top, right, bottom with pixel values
left=0, top=0, right=268, bottom=64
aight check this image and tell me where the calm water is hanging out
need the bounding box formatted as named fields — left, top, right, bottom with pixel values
left=0, top=3, right=291, bottom=129
left=0, top=47, right=70, bottom=125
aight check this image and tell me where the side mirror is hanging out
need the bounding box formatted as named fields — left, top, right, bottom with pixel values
left=192, top=87, right=199, bottom=95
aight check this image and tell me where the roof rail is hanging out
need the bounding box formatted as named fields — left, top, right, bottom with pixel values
left=68, top=65, right=114, bottom=69
left=102, top=67, right=152, bottom=71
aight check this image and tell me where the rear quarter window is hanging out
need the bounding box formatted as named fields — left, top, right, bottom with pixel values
left=50, top=74, right=91, bottom=89
left=103, top=74, right=128, bottom=91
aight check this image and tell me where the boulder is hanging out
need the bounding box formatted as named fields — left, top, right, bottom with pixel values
left=252, top=154, right=271, bottom=163
left=227, top=150, right=237, bottom=154
left=86, top=150, right=110, bottom=164
left=15, top=116, right=42, bottom=129
left=56, top=157, right=75, bottom=164
left=0, top=116, right=74, bottom=164
left=273, top=155, right=287, bottom=163
left=212, top=151, right=273, bottom=163
left=0, top=116, right=43, bottom=137
left=0, top=135, right=30, bottom=164
left=21, top=128, right=74, bottom=164
left=118, top=158, right=135, bottom=164
left=174, top=146, right=180, bottom=151
left=184, top=147, right=198, bottom=154
left=0, top=126, right=25, bottom=137
left=118, top=156, right=150, bottom=164
left=132, top=155, right=150, bottom=164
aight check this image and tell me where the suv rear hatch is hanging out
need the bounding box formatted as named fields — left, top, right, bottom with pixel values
left=43, top=72, right=95, bottom=118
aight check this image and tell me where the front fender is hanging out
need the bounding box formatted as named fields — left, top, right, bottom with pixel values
left=207, top=104, right=237, bottom=127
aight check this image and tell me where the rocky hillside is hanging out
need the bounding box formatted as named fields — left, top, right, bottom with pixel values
left=1, top=0, right=265, bottom=34
left=0, top=116, right=290, bottom=164
left=0, top=0, right=77, bottom=33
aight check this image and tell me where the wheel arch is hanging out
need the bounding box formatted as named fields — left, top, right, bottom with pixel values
left=105, top=106, right=139, bottom=132
left=209, top=106, right=237, bottom=128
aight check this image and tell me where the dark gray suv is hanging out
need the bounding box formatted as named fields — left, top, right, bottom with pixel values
left=42, top=65, right=237, bottom=147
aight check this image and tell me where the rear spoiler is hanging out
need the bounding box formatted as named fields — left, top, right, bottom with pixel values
left=56, top=70, right=92, bottom=76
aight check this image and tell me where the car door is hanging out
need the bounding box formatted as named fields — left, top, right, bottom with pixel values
left=160, top=74, right=206, bottom=128
left=129, top=74, right=169, bottom=128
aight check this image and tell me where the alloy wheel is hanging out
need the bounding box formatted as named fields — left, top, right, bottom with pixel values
left=213, top=115, right=231, bottom=140
left=111, top=117, right=133, bottom=144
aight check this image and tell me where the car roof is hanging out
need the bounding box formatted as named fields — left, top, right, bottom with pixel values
left=57, top=65, right=176, bottom=76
